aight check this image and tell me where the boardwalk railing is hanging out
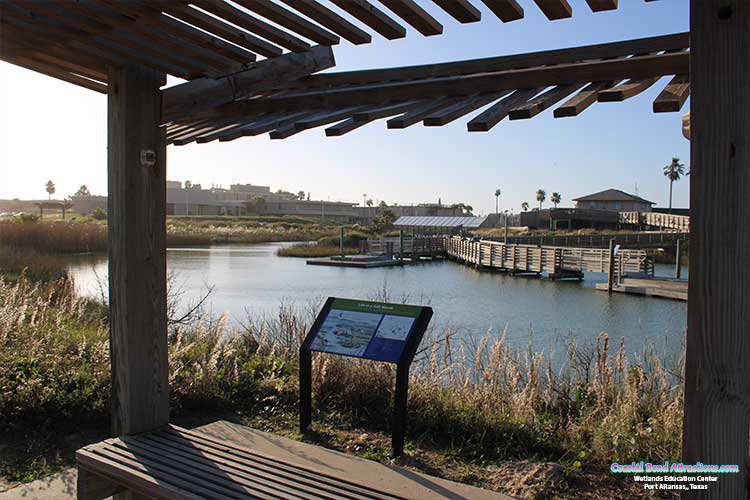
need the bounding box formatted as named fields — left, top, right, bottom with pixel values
left=367, top=236, right=443, bottom=256
left=619, top=211, right=690, bottom=231
left=444, top=237, right=652, bottom=278
left=496, top=231, right=688, bottom=249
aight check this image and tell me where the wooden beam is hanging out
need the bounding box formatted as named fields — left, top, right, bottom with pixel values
left=161, top=45, right=335, bottom=123
left=160, top=3, right=282, bottom=58
left=76, top=469, right=124, bottom=500
left=509, top=83, right=584, bottom=119
left=553, top=81, right=615, bottom=117
left=232, top=0, right=340, bottom=45
left=423, top=92, right=510, bottom=126
left=467, top=88, right=543, bottom=131
left=352, top=100, right=425, bottom=120
left=330, top=0, right=406, bottom=40
left=533, top=0, right=573, bottom=20
left=585, top=0, right=618, bottom=12
left=325, top=117, right=372, bottom=136
left=278, top=0, right=371, bottom=45
left=431, top=0, right=481, bottom=23
left=107, top=63, right=169, bottom=436
left=379, top=0, right=443, bottom=36
left=652, top=74, right=689, bottom=112
left=597, top=77, right=658, bottom=101
left=192, top=0, right=310, bottom=52
left=218, top=111, right=312, bottom=141
left=278, top=32, right=689, bottom=89
left=480, top=0, right=524, bottom=22
left=220, top=52, right=689, bottom=115
left=683, top=1, right=750, bottom=499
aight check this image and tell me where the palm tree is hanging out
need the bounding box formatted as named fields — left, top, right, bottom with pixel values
left=494, top=188, right=501, bottom=216
left=521, top=202, right=529, bottom=212
left=663, top=157, right=685, bottom=213
left=535, top=189, right=546, bottom=210
left=551, top=192, right=561, bottom=208
left=45, top=180, right=55, bottom=199
left=297, top=190, right=306, bottom=200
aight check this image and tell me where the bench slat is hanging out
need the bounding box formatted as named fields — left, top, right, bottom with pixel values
left=148, top=432, right=390, bottom=500
left=140, top=434, right=358, bottom=500
left=165, top=426, right=407, bottom=500
left=78, top=448, right=206, bottom=500
left=119, top=437, right=319, bottom=500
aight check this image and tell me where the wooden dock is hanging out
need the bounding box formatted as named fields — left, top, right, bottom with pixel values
left=443, top=236, right=652, bottom=280
left=307, top=255, right=403, bottom=268
left=596, top=277, right=688, bottom=301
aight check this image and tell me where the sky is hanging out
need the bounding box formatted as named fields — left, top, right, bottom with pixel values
left=0, top=0, right=690, bottom=215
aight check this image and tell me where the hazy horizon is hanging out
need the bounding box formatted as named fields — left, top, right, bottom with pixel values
left=0, top=1, right=690, bottom=215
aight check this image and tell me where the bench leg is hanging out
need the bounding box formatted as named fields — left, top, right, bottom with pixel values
left=77, top=468, right=124, bottom=500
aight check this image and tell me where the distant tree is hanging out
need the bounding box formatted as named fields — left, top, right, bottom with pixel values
left=90, top=208, right=107, bottom=221
left=494, top=188, right=501, bottom=216
left=45, top=180, right=55, bottom=199
left=535, top=189, right=546, bottom=210
left=75, top=185, right=91, bottom=197
left=551, top=192, right=561, bottom=208
left=521, top=202, right=529, bottom=212
left=371, top=209, right=396, bottom=233
left=366, top=199, right=373, bottom=207
left=297, top=190, right=306, bottom=200
left=663, top=157, right=686, bottom=213
left=378, top=200, right=388, bottom=208
left=185, top=180, right=192, bottom=189
left=307, top=192, right=310, bottom=201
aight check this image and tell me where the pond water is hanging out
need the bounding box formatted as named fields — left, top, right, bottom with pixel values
left=66, top=243, right=687, bottom=359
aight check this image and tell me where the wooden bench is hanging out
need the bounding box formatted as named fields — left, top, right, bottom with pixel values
left=77, top=421, right=512, bottom=500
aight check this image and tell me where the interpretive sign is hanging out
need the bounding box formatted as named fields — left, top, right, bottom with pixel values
left=300, top=297, right=433, bottom=457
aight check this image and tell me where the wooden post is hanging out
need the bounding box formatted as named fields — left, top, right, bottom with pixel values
left=107, top=64, right=169, bottom=437
left=504, top=212, right=509, bottom=244
left=606, top=238, right=615, bottom=291
left=674, top=239, right=682, bottom=280
left=339, top=226, right=345, bottom=258
left=299, top=349, right=312, bottom=433
left=392, top=362, right=409, bottom=458
left=399, top=229, right=404, bottom=260
left=683, top=3, right=750, bottom=498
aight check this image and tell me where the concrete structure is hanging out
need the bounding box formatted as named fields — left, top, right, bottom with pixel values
left=572, top=189, right=654, bottom=212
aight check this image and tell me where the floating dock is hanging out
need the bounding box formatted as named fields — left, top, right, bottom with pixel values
left=596, top=277, right=688, bottom=301
left=306, top=255, right=403, bottom=268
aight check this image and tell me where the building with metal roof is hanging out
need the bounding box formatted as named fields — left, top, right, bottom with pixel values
left=393, top=215, right=492, bottom=231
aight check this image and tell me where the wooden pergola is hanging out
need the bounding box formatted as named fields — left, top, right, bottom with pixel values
left=2, top=1, right=748, bottom=498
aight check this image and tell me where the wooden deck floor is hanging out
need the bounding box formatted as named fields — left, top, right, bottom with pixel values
left=595, top=277, right=688, bottom=301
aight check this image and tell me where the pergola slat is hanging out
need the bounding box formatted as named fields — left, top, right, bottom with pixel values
left=1, top=54, right=108, bottom=93
left=232, top=0, right=340, bottom=46
left=3, top=41, right=108, bottom=82
left=378, top=0, right=443, bottom=36
left=218, top=111, right=313, bottom=141
left=330, top=0, right=406, bottom=40
left=325, top=117, right=373, bottom=136
left=278, top=0, right=372, bottom=45
left=597, top=77, right=659, bottom=101
left=423, top=92, right=510, bottom=126
left=352, top=101, right=426, bottom=120
left=96, top=1, right=259, bottom=64
left=585, top=0, right=618, bottom=12
left=652, top=74, right=690, bottom=112
left=509, top=83, right=584, bottom=119
left=3, top=6, right=194, bottom=79
left=387, top=98, right=459, bottom=128
left=553, top=81, right=615, bottom=117
left=270, top=106, right=364, bottom=139
left=196, top=123, right=253, bottom=143
left=192, top=0, right=311, bottom=52
left=534, top=0, right=573, bottom=20
left=467, top=88, right=543, bottom=131
left=159, top=3, right=282, bottom=58
left=480, top=0, right=524, bottom=23
left=431, top=0, right=481, bottom=23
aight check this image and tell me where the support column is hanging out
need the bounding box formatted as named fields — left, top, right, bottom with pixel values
left=107, top=64, right=169, bottom=437
left=683, top=2, right=750, bottom=498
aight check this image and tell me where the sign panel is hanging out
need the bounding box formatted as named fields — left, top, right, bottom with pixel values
left=303, top=298, right=428, bottom=364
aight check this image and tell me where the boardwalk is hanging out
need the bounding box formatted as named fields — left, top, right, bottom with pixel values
left=492, top=231, right=688, bottom=249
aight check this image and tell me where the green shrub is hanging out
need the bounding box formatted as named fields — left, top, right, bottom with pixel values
left=90, top=208, right=107, bottom=221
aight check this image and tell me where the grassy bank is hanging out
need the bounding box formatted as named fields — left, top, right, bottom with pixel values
left=277, top=231, right=368, bottom=257
left=0, top=261, right=684, bottom=498
left=0, top=217, right=351, bottom=255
